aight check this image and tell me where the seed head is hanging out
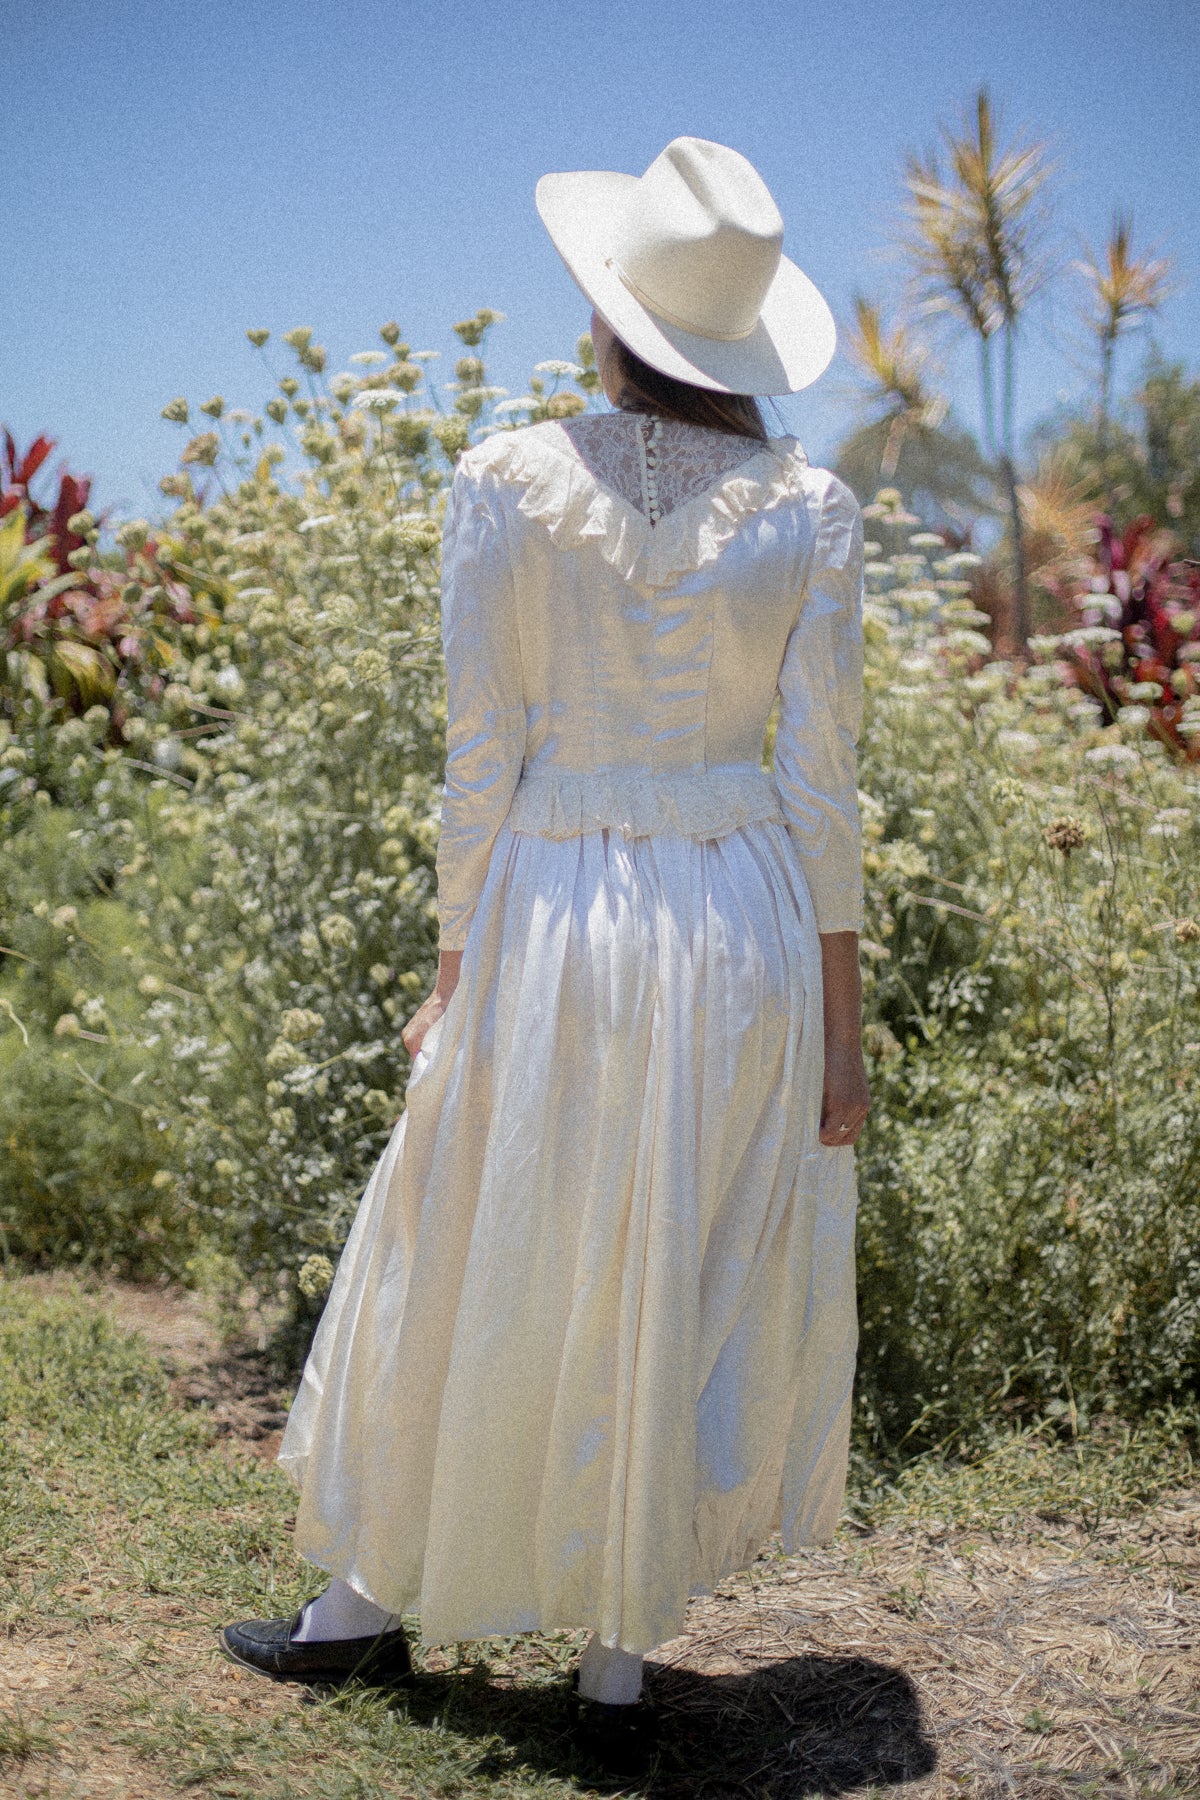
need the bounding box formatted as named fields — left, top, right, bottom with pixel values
left=1043, top=815, right=1087, bottom=855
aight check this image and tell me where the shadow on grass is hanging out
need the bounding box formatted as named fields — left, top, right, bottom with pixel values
left=345, top=1650, right=936, bottom=1797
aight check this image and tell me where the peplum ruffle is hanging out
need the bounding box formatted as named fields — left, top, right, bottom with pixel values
left=506, top=761, right=786, bottom=841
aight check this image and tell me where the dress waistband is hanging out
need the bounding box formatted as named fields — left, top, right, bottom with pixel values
left=506, top=762, right=785, bottom=842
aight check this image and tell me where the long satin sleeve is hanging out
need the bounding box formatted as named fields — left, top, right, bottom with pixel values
left=772, top=474, right=865, bottom=934
left=435, top=461, right=527, bottom=952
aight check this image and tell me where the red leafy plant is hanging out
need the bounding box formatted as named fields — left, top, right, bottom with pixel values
left=1049, top=514, right=1200, bottom=759
left=1, top=429, right=217, bottom=735
left=0, top=429, right=92, bottom=566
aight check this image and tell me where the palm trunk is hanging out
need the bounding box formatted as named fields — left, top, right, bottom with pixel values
left=999, top=452, right=1030, bottom=649
left=1001, top=321, right=1030, bottom=649
left=1098, top=329, right=1115, bottom=514
left=979, top=334, right=998, bottom=460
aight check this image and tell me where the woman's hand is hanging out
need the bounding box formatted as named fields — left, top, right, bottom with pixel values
left=820, top=1039, right=871, bottom=1146
left=401, top=950, right=463, bottom=1059
left=818, top=930, right=871, bottom=1148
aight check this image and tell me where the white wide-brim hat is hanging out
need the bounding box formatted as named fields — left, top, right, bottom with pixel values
left=536, top=136, right=836, bottom=397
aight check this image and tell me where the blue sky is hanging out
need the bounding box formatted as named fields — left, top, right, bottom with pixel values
left=5, top=0, right=1197, bottom=521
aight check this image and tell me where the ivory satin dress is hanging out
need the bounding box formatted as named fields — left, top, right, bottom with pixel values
left=276, top=409, right=866, bottom=1657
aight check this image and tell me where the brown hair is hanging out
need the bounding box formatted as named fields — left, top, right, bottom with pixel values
left=602, top=334, right=769, bottom=442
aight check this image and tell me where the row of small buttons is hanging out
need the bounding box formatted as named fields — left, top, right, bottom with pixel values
left=638, top=413, right=665, bottom=525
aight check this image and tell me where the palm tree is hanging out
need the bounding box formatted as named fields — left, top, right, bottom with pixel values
left=901, top=89, right=1054, bottom=647
left=1077, top=214, right=1172, bottom=479
left=837, top=296, right=996, bottom=528
left=844, top=296, right=948, bottom=479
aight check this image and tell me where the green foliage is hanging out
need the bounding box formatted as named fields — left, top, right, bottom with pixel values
left=0, top=790, right=198, bottom=1278
left=852, top=493, right=1200, bottom=1451
left=0, top=315, right=598, bottom=1318
left=834, top=411, right=998, bottom=531
left=1033, top=352, right=1200, bottom=556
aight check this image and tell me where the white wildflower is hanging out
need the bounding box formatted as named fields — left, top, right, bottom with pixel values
left=153, top=737, right=183, bottom=771
left=1062, top=626, right=1122, bottom=648
left=996, top=730, right=1040, bottom=755
left=945, top=629, right=991, bottom=655
left=115, top=519, right=150, bottom=552
left=350, top=388, right=405, bottom=411
left=1084, top=742, right=1139, bottom=767
left=350, top=351, right=388, bottom=365
left=318, top=912, right=356, bottom=951
left=534, top=360, right=585, bottom=378
left=353, top=648, right=390, bottom=687
left=1150, top=807, right=1191, bottom=839
left=280, top=1007, right=324, bottom=1043
left=1078, top=593, right=1123, bottom=622
left=297, top=1253, right=335, bottom=1301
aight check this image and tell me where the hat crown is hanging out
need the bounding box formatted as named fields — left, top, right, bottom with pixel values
left=610, top=138, right=785, bottom=342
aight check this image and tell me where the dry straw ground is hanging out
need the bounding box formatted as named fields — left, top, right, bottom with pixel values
left=1, top=1273, right=1198, bottom=1799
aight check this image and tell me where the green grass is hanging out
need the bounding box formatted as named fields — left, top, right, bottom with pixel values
left=0, top=1276, right=613, bottom=1797
left=845, top=1404, right=1197, bottom=1542
left=1, top=1272, right=1196, bottom=1798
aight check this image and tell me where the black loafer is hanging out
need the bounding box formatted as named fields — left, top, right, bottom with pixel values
left=568, top=1670, right=658, bottom=1777
left=220, top=1606, right=414, bottom=1687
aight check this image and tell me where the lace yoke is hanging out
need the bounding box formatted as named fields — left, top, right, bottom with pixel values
left=558, top=410, right=768, bottom=524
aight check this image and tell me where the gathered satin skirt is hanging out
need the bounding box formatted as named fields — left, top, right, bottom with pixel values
left=276, top=818, right=859, bottom=1655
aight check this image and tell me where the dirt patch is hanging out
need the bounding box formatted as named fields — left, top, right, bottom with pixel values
left=0, top=1618, right=299, bottom=1800
left=646, top=1507, right=1200, bottom=1795
left=12, top=1269, right=294, bottom=1459
left=13, top=1269, right=225, bottom=1368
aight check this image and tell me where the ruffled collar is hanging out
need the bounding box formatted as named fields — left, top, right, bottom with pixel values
left=465, top=418, right=810, bottom=592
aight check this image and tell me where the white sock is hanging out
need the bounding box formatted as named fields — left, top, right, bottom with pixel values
left=577, top=1632, right=644, bottom=1704
left=291, top=1576, right=403, bottom=1643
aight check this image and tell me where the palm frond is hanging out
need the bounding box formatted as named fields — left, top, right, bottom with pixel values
left=902, top=90, right=1054, bottom=329
left=1076, top=213, right=1173, bottom=347
left=845, top=297, right=946, bottom=427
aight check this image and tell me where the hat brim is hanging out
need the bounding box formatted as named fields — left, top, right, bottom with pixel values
left=535, top=169, right=836, bottom=397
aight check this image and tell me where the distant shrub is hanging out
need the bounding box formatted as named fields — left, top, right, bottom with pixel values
left=850, top=491, right=1200, bottom=1452
left=0, top=317, right=596, bottom=1315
